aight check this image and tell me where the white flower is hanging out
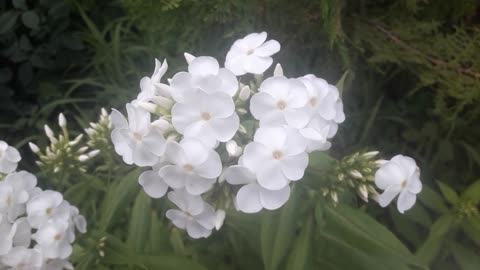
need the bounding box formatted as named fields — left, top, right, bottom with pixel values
left=242, top=127, right=308, bottom=190
left=134, top=59, right=174, bottom=110
left=0, top=220, right=16, bottom=255
left=214, top=209, right=226, bottom=230
left=170, top=56, right=238, bottom=101
left=250, top=76, right=310, bottom=129
left=165, top=189, right=216, bottom=239
left=300, top=116, right=332, bottom=152
left=0, top=247, right=43, bottom=269
left=110, top=104, right=167, bottom=166
left=225, top=161, right=290, bottom=213
left=0, top=171, right=37, bottom=222
left=159, top=139, right=221, bottom=195
left=375, top=155, right=422, bottom=213
left=171, top=89, right=239, bottom=147
left=225, top=32, right=280, bottom=75
left=33, top=220, right=73, bottom=259
left=138, top=163, right=169, bottom=199
left=0, top=141, right=21, bottom=174
left=226, top=140, right=242, bottom=157
left=26, top=190, right=70, bottom=228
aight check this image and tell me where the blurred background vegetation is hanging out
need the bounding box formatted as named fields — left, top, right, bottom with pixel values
left=1, top=0, right=479, bottom=269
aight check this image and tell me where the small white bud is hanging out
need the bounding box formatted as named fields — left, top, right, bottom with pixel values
left=138, top=101, right=157, bottom=114
left=78, top=155, right=89, bottom=162
left=88, top=150, right=100, bottom=158
left=77, top=146, right=88, bottom=154
left=273, top=63, right=284, bottom=76
left=330, top=191, right=338, bottom=203
left=85, top=128, right=95, bottom=136
left=375, top=159, right=388, bottom=166
left=44, top=125, right=57, bottom=143
left=184, top=52, right=196, bottom=64
left=58, top=113, right=67, bottom=128
left=238, top=124, right=247, bottom=134
left=99, top=250, right=105, bottom=257
left=349, top=170, right=363, bottom=179
left=101, top=108, right=108, bottom=117
left=89, top=122, right=98, bottom=129
left=358, top=184, right=369, bottom=202
left=54, top=167, right=60, bottom=173
left=69, top=134, right=84, bottom=146
left=237, top=108, right=247, bottom=115
left=28, top=142, right=40, bottom=153
left=239, top=85, right=251, bottom=101
left=226, top=140, right=242, bottom=157
left=363, top=151, right=379, bottom=159
left=215, top=209, right=226, bottom=230
left=151, top=119, right=171, bottom=134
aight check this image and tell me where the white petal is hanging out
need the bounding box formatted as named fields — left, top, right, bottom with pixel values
left=0, top=159, right=17, bottom=174
left=250, top=92, right=277, bottom=120
left=375, top=162, right=407, bottom=190
left=225, top=52, right=247, bottom=76
left=284, top=109, right=311, bottom=129
left=5, top=147, right=21, bottom=162
left=378, top=185, right=402, bottom=207
left=180, top=139, right=209, bottom=166
left=194, top=150, right=222, bottom=179
left=259, top=185, right=290, bottom=210
left=142, top=129, right=166, bottom=156
left=283, top=128, right=308, bottom=156
left=209, top=113, right=240, bottom=142
left=242, top=142, right=272, bottom=173
left=236, top=184, right=262, bottom=213
left=257, top=160, right=290, bottom=190
left=171, top=103, right=199, bottom=133
left=110, top=109, right=128, bottom=129
left=194, top=203, right=216, bottom=230
left=185, top=175, right=215, bottom=195
left=397, top=190, right=417, bottom=214
left=224, top=165, right=256, bottom=185
left=243, top=55, right=273, bottom=74
left=281, top=153, right=308, bottom=181
left=218, top=68, right=238, bottom=96
left=254, top=127, right=287, bottom=150
left=166, top=209, right=189, bottom=229
left=391, top=155, right=418, bottom=177
left=259, top=76, right=290, bottom=98
left=165, top=141, right=188, bottom=166
left=197, top=91, right=235, bottom=119
left=408, top=171, right=422, bottom=194
left=254, top=40, right=280, bottom=57
left=133, top=143, right=158, bottom=166
left=159, top=165, right=187, bottom=190
left=139, top=170, right=168, bottom=198
left=191, top=74, right=222, bottom=95
left=186, top=220, right=212, bottom=239
left=188, top=56, right=219, bottom=76
left=243, top=32, right=267, bottom=48
left=111, top=129, right=133, bottom=165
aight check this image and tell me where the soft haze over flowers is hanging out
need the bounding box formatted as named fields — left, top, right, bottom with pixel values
left=109, top=31, right=420, bottom=238
left=0, top=141, right=85, bottom=269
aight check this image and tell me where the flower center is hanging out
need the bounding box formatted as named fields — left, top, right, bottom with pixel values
left=133, top=132, right=142, bottom=141
left=183, top=164, right=194, bottom=172
left=246, top=49, right=254, bottom=55
left=201, top=112, right=211, bottom=121
left=46, top=207, right=53, bottom=215
left=310, top=97, right=317, bottom=107
left=6, top=195, right=11, bottom=205
left=272, top=150, right=283, bottom=160
left=54, top=233, right=62, bottom=241
left=276, top=100, right=287, bottom=110
left=401, top=180, right=407, bottom=188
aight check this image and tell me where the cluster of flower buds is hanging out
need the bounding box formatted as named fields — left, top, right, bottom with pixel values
left=335, top=151, right=382, bottom=203
left=85, top=108, right=113, bottom=155
left=0, top=141, right=86, bottom=269
left=29, top=113, right=99, bottom=177
left=109, top=32, right=346, bottom=238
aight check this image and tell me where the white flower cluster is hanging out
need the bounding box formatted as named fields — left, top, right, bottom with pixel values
left=109, top=32, right=345, bottom=238
left=0, top=141, right=86, bottom=269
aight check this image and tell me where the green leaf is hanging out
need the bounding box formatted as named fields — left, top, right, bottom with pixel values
left=127, top=192, right=152, bottom=253
left=335, top=70, right=352, bottom=96
left=147, top=211, right=172, bottom=254
left=21, top=11, right=39, bottom=29
left=461, top=180, right=480, bottom=203
left=261, top=190, right=299, bottom=270
left=418, top=185, right=449, bottom=213
left=437, top=181, right=459, bottom=205
left=0, top=11, right=19, bottom=34
left=415, top=214, right=455, bottom=265
left=98, top=169, right=141, bottom=231
left=286, top=216, right=314, bottom=270
left=451, top=242, right=480, bottom=270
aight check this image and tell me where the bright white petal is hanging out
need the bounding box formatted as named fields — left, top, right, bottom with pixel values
left=165, top=141, right=188, bottom=166
left=250, top=92, right=277, bottom=120
left=236, top=184, right=262, bottom=213
left=185, top=175, right=215, bottom=195
left=254, top=40, right=280, bottom=57
left=224, top=165, right=256, bottom=185
left=180, top=139, right=209, bottom=166
left=142, top=129, right=166, bottom=156
left=110, top=109, right=128, bottom=129
left=397, top=190, right=417, bottom=214
left=242, top=142, right=272, bottom=173
left=243, top=32, right=267, bottom=48
left=375, top=162, right=407, bottom=190
left=257, top=160, right=290, bottom=190
left=5, top=147, right=21, bottom=162
left=209, top=113, right=239, bottom=142
left=194, top=150, right=222, bottom=179
left=218, top=68, right=238, bottom=96
left=159, top=165, right=187, bottom=190
left=259, top=185, right=290, bottom=210
left=139, top=170, right=168, bottom=198
left=378, top=185, right=402, bottom=207
left=188, top=56, right=219, bottom=76
left=166, top=209, right=188, bottom=229
left=243, top=55, right=273, bottom=74
left=281, top=153, right=308, bottom=181
left=171, top=103, right=200, bottom=133
left=133, top=143, right=158, bottom=166
left=186, top=220, right=212, bottom=239
left=391, top=155, right=418, bottom=177
left=254, top=127, right=287, bottom=150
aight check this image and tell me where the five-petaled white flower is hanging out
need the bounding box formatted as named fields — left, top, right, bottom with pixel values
left=171, top=89, right=239, bottom=147
left=225, top=159, right=290, bottom=213
left=110, top=104, right=167, bottom=166
left=160, top=139, right=221, bottom=195
left=165, top=189, right=217, bottom=239
left=250, top=76, right=310, bottom=129
left=33, top=220, right=74, bottom=259
left=26, top=190, right=70, bottom=228
left=242, top=127, right=308, bottom=190
left=225, top=32, right=280, bottom=75
left=375, top=155, right=422, bottom=213
left=170, top=55, right=238, bottom=102
left=0, top=141, right=21, bottom=174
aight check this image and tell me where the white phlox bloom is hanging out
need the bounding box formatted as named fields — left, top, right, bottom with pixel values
left=225, top=32, right=280, bottom=75
left=26, top=190, right=70, bottom=228
left=0, top=141, right=21, bottom=174
left=110, top=103, right=167, bottom=166
left=225, top=158, right=290, bottom=213
left=160, top=139, right=221, bottom=195
left=0, top=171, right=37, bottom=222
left=0, top=246, right=43, bottom=270
left=33, top=220, right=74, bottom=259
left=171, top=89, right=239, bottom=147
left=133, top=59, right=174, bottom=111
left=165, top=189, right=217, bottom=239
left=375, top=155, right=422, bottom=213
left=250, top=76, right=310, bottom=129
left=138, top=162, right=169, bottom=199
left=170, top=55, right=238, bottom=102
left=242, top=127, right=308, bottom=190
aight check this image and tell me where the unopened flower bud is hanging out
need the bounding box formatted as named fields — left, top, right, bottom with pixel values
left=184, top=52, right=196, bottom=64
left=363, top=151, right=379, bottom=159
left=273, top=63, right=284, bottom=76
left=237, top=108, right=247, bottom=115
left=77, top=146, right=88, bottom=154
left=349, top=170, right=363, bottom=179
left=239, top=85, right=251, bottom=101
left=78, top=155, right=89, bottom=162
left=101, top=108, right=108, bottom=117
left=69, top=134, right=84, bottom=146
left=226, top=140, right=242, bottom=157
left=29, top=142, right=40, bottom=153
left=88, top=150, right=100, bottom=158
left=215, top=209, right=226, bottom=230
left=58, top=113, right=67, bottom=128
left=138, top=102, right=157, bottom=114
left=44, top=125, right=57, bottom=143
left=358, top=185, right=369, bottom=202
left=330, top=191, right=338, bottom=203
left=375, top=159, right=388, bottom=166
